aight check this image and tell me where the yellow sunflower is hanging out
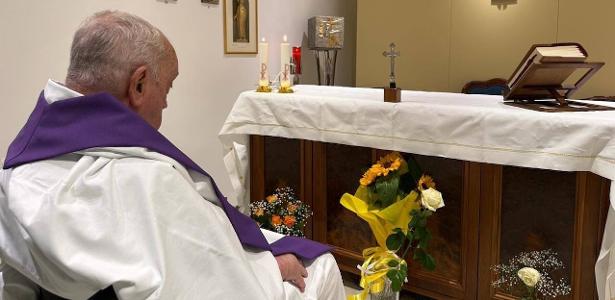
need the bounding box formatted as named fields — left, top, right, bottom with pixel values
left=418, top=175, right=436, bottom=191
left=377, top=152, right=403, bottom=175
left=360, top=164, right=386, bottom=186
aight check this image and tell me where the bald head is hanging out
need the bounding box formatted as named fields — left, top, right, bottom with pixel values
left=66, top=10, right=173, bottom=100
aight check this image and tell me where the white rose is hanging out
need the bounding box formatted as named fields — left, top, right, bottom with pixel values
left=517, top=267, right=541, bottom=287
left=421, top=188, right=444, bottom=212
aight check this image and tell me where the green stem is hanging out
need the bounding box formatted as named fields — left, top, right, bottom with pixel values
left=401, top=237, right=413, bottom=259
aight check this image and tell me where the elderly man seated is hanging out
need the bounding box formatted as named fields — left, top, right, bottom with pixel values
left=0, top=10, right=344, bottom=300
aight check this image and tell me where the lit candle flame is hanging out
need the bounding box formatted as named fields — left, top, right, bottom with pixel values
left=283, top=35, right=288, bottom=43
left=261, top=37, right=266, bottom=42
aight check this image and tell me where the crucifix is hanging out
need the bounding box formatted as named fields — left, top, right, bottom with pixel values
left=382, top=43, right=400, bottom=89
left=382, top=42, right=401, bottom=103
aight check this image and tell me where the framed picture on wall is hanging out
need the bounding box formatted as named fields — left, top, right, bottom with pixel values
left=223, top=0, right=258, bottom=54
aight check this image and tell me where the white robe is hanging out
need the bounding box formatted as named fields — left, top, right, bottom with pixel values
left=0, top=147, right=344, bottom=300
left=0, top=80, right=345, bottom=299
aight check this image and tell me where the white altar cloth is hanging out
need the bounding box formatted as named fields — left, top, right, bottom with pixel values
left=219, top=84, right=615, bottom=299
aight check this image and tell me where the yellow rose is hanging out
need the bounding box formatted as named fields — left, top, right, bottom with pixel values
left=517, top=267, right=541, bottom=287
left=420, top=188, right=444, bottom=212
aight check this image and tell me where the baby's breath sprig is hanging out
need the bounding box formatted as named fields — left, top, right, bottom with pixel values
left=249, top=186, right=313, bottom=237
left=491, top=249, right=571, bottom=299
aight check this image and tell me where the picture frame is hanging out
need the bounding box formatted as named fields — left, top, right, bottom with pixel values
left=223, top=0, right=258, bottom=54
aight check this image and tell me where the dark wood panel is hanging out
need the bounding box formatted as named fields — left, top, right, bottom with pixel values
left=498, top=167, right=576, bottom=299
left=249, top=135, right=265, bottom=202
left=478, top=166, right=609, bottom=300
left=324, top=143, right=376, bottom=252
left=410, top=155, right=464, bottom=281
left=571, top=172, right=609, bottom=300
left=252, top=137, right=609, bottom=300
left=402, top=155, right=468, bottom=299
left=478, top=164, right=502, bottom=300
left=263, top=137, right=302, bottom=196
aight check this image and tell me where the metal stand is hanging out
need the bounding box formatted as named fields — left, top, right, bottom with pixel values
left=314, top=49, right=338, bottom=86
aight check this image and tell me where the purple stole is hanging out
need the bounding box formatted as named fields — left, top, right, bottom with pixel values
left=3, top=92, right=330, bottom=260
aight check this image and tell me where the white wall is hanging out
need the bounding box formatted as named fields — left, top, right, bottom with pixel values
left=0, top=0, right=356, bottom=200
left=356, top=0, right=615, bottom=98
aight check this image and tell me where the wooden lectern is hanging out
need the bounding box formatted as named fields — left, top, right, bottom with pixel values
left=504, top=43, right=612, bottom=112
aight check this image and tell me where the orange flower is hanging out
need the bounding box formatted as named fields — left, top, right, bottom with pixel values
left=266, top=195, right=278, bottom=203
left=254, top=208, right=265, bottom=217
left=271, top=215, right=282, bottom=226
left=287, top=203, right=298, bottom=213
left=283, top=216, right=296, bottom=227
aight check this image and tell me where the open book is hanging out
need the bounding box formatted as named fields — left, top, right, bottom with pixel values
left=507, top=43, right=587, bottom=89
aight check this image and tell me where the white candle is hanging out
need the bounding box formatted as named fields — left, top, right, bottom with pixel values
left=259, top=37, right=269, bottom=86
left=280, top=35, right=291, bottom=87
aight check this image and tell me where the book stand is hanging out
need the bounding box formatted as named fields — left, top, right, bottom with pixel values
left=504, top=61, right=613, bottom=112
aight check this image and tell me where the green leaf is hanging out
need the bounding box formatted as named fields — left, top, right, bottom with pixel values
left=391, top=278, right=403, bottom=292
left=386, top=269, right=398, bottom=281
left=387, top=260, right=399, bottom=268
left=386, top=232, right=403, bottom=251
left=413, top=247, right=425, bottom=261
left=400, top=263, right=408, bottom=274
left=405, top=155, right=423, bottom=183
left=375, top=175, right=400, bottom=208
left=422, top=253, right=436, bottom=271
left=414, top=226, right=426, bottom=240
left=408, top=215, right=419, bottom=229
left=419, top=228, right=432, bottom=249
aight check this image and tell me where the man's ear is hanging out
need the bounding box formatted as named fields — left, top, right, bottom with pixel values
left=128, top=65, right=148, bottom=109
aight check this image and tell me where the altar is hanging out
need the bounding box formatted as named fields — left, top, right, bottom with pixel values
left=219, top=85, right=615, bottom=299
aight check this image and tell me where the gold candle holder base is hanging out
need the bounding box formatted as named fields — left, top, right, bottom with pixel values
left=256, top=85, right=272, bottom=93
left=278, top=86, right=294, bottom=93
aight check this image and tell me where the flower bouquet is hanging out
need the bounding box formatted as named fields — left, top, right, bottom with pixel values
left=340, top=152, right=445, bottom=299
left=491, top=249, right=571, bottom=299
left=250, top=186, right=312, bottom=237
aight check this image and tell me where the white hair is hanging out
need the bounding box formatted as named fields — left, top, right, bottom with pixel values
left=66, top=10, right=169, bottom=97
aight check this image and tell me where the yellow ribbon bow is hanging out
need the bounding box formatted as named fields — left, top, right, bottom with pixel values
left=347, top=246, right=405, bottom=300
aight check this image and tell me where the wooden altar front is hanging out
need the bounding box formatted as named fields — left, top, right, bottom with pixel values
left=218, top=85, right=615, bottom=299
left=249, top=136, right=609, bottom=299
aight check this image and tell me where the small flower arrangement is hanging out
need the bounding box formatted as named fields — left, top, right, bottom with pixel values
left=491, top=249, right=571, bottom=299
left=250, top=186, right=312, bottom=237
left=341, top=151, right=445, bottom=297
